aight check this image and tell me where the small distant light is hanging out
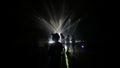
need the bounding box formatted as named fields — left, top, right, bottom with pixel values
left=81, top=45, right=84, bottom=48
left=70, top=41, right=72, bottom=43
left=75, top=40, right=81, bottom=43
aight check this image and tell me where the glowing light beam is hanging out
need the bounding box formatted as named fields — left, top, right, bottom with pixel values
left=64, top=47, right=70, bottom=68
left=35, top=3, right=80, bottom=35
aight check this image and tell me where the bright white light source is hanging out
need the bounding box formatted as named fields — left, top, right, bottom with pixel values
left=81, top=45, right=84, bottom=48
left=64, top=45, right=67, bottom=52
left=36, top=4, right=80, bottom=35
left=70, top=41, right=72, bottom=43
left=48, top=40, right=55, bottom=44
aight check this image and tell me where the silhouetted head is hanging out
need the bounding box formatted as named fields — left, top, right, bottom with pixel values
left=60, top=33, right=65, bottom=39
left=67, top=35, right=70, bottom=38
left=51, top=33, right=60, bottom=42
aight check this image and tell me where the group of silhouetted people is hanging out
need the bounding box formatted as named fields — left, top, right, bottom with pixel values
left=60, top=34, right=76, bottom=53
left=48, top=33, right=64, bottom=68
left=48, top=33, right=76, bottom=68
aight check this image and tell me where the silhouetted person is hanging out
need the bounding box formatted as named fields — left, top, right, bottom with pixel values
left=48, top=33, right=64, bottom=68
left=60, top=33, right=65, bottom=44
left=60, top=33, right=65, bottom=39
left=66, top=35, right=70, bottom=52
left=72, top=35, right=75, bottom=54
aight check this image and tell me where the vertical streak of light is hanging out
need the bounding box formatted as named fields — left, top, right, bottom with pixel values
left=64, top=48, right=69, bottom=68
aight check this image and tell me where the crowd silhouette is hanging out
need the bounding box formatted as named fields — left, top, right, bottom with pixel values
left=48, top=33, right=64, bottom=68
left=48, top=33, right=77, bottom=68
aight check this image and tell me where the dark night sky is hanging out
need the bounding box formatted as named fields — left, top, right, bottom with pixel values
left=6, top=0, right=104, bottom=68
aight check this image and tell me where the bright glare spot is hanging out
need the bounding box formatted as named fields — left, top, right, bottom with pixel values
left=70, top=41, right=72, bottom=43
left=81, top=45, right=84, bottom=48
left=48, top=40, right=55, bottom=44
left=64, top=45, right=67, bottom=52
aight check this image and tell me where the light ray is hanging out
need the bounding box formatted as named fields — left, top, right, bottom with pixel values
left=36, top=2, right=80, bottom=35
